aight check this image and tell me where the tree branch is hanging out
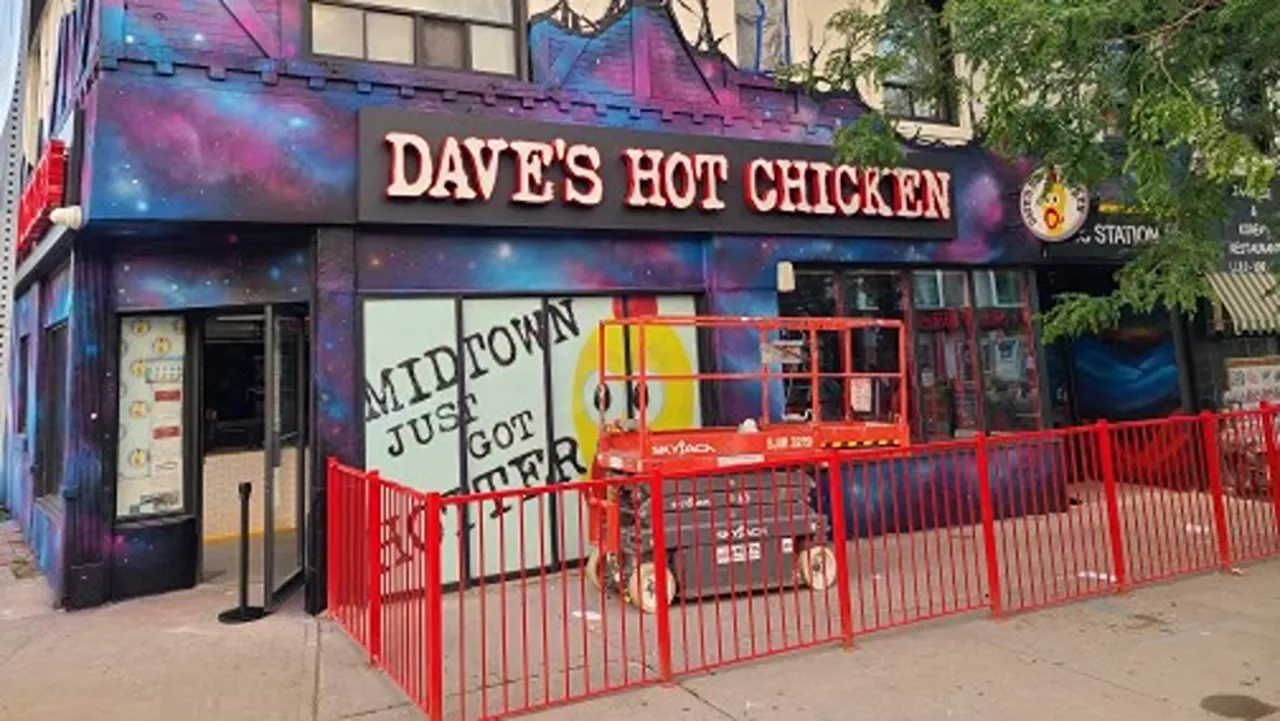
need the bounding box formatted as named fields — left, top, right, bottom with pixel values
left=1124, top=0, right=1226, bottom=42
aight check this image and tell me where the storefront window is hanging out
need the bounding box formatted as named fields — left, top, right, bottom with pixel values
left=974, top=271, right=1040, bottom=432
left=37, top=324, right=69, bottom=499
left=843, top=272, right=905, bottom=423
left=912, top=271, right=979, bottom=439
left=778, top=273, right=842, bottom=421
left=780, top=267, right=1042, bottom=441
left=780, top=271, right=905, bottom=423
left=362, top=293, right=702, bottom=584
left=844, top=272, right=903, bottom=315
left=16, top=335, right=28, bottom=434
left=116, top=315, right=187, bottom=518
left=974, top=270, right=1023, bottom=308
left=911, top=270, right=966, bottom=309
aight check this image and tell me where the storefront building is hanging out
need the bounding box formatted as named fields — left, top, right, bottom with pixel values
left=1034, top=176, right=1280, bottom=426
left=1035, top=194, right=1190, bottom=426
left=7, top=0, right=1063, bottom=612
left=1193, top=184, right=1280, bottom=412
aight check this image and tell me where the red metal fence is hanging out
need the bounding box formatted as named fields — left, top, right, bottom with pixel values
left=328, top=409, right=1280, bottom=721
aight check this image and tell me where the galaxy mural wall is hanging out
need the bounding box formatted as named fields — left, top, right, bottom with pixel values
left=83, top=3, right=1042, bottom=448
left=1067, top=318, right=1182, bottom=422
left=7, top=0, right=1065, bottom=607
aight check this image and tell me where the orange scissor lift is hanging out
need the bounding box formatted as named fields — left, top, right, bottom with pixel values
left=581, top=315, right=911, bottom=612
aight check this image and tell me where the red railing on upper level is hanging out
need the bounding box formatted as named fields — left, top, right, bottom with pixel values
left=328, top=408, right=1280, bottom=721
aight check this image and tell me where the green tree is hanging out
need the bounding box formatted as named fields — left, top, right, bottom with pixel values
left=780, top=0, right=1279, bottom=341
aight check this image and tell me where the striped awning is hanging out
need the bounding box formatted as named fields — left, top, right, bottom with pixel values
left=1207, top=272, right=1280, bottom=334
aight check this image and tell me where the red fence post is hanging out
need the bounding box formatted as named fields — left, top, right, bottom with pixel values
left=825, top=453, right=855, bottom=649
left=1260, top=402, right=1280, bottom=544
left=974, top=433, right=1002, bottom=618
left=648, top=471, right=674, bottom=683
left=367, top=470, right=384, bottom=665
left=1097, top=420, right=1127, bottom=593
left=326, top=457, right=338, bottom=614
left=1200, top=411, right=1234, bottom=570
left=424, top=492, right=445, bottom=721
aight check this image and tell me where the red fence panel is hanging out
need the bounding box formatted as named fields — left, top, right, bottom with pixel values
left=1108, top=416, right=1223, bottom=586
left=832, top=440, right=990, bottom=632
left=430, top=457, right=849, bottom=721
left=327, top=459, right=373, bottom=652
left=376, top=476, right=435, bottom=714
left=983, top=426, right=1120, bottom=612
left=325, top=407, right=1280, bottom=721
left=1212, top=410, right=1280, bottom=564
left=659, top=457, right=847, bottom=674
left=436, top=475, right=660, bottom=721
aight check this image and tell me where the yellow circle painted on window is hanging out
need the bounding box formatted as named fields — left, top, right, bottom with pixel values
left=571, top=322, right=696, bottom=476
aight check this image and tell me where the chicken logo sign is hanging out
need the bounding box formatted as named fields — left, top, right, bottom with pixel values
left=1020, top=167, right=1089, bottom=242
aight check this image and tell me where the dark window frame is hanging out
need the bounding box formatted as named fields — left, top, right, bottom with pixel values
left=779, top=266, right=1041, bottom=440
left=306, top=0, right=528, bottom=79
left=975, top=269, right=1024, bottom=308
left=734, top=0, right=793, bottom=74
left=16, top=335, right=29, bottom=435
left=880, top=0, right=959, bottom=126
left=35, top=322, right=69, bottom=500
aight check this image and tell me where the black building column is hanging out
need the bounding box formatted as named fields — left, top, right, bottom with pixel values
left=306, top=227, right=359, bottom=614
left=1170, top=310, right=1198, bottom=413
left=1027, top=271, right=1055, bottom=428
left=61, top=243, right=115, bottom=609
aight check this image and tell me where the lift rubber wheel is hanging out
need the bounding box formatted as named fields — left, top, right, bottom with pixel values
left=797, top=546, right=838, bottom=591
left=627, top=562, right=676, bottom=614
left=584, top=547, right=603, bottom=591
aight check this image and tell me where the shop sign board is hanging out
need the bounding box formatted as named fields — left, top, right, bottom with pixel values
left=1223, top=355, right=1280, bottom=410
left=1039, top=204, right=1162, bottom=261
left=1030, top=169, right=1162, bottom=262
left=16, top=139, right=68, bottom=256
left=357, top=108, right=956, bottom=239
left=1223, top=182, right=1280, bottom=274
left=1035, top=175, right=1280, bottom=271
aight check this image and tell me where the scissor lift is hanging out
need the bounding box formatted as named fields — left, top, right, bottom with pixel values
left=580, top=315, right=911, bottom=612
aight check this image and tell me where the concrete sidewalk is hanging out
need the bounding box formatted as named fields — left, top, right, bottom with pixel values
left=0, top=563, right=1278, bottom=721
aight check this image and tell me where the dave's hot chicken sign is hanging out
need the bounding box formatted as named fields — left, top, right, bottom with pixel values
left=358, top=108, right=956, bottom=239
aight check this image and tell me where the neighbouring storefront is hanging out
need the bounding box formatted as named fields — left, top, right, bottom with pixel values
left=1192, top=183, right=1280, bottom=411
left=10, top=1, right=1062, bottom=611
left=1034, top=182, right=1191, bottom=425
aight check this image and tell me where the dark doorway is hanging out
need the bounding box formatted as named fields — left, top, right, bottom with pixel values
left=197, top=307, right=310, bottom=610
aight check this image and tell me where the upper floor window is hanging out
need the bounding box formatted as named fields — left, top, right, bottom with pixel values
left=974, top=270, right=1023, bottom=308
left=22, top=0, right=74, bottom=171
left=879, top=0, right=956, bottom=124
left=911, top=270, right=967, bottom=309
left=310, top=0, right=520, bottom=76
left=735, top=0, right=790, bottom=73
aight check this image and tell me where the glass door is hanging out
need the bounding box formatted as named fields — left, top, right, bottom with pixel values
left=263, top=304, right=309, bottom=607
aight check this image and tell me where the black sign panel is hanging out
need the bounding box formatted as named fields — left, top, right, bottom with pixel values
left=1223, top=183, right=1280, bottom=273
left=1042, top=200, right=1162, bottom=263
left=357, top=108, right=956, bottom=239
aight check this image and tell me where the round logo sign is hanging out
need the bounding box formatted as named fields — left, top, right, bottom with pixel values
left=1020, top=169, right=1089, bottom=242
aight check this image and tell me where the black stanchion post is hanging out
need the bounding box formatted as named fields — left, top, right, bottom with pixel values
left=219, top=481, right=267, bottom=624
